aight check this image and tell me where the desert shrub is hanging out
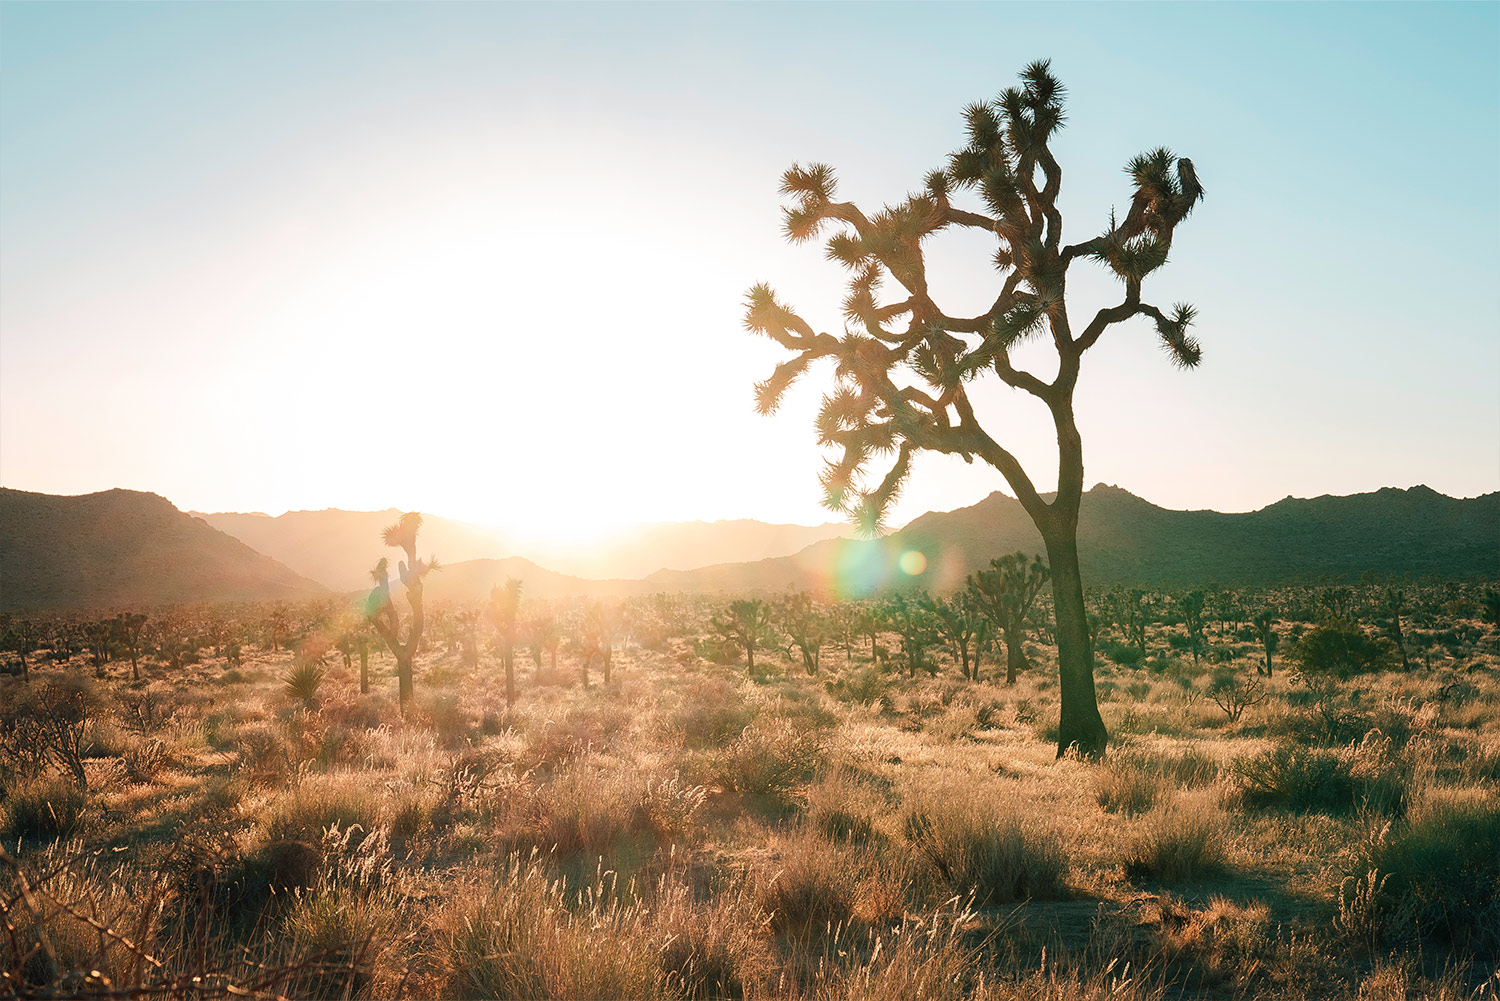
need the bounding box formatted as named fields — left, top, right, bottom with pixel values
left=1101, top=638, right=1145, bottom=667
left=1294, top=621, right=1389, bottom=678
left=119, top=736, right=171, bottom=784
left=520, top=703, right=631, bottom=772
left=280, top=884, right=395, bottom=999
left=264, top=774, right=380, bottom=845
left=666, top=676, right=755, bottom=748
left=1234, top=738, right=1408, bottom=817
left=1127, top=798, right=1227, bottom=882
left=902, top=795, right=1068, bottom=905
left=653, top=882, right=770, bottom=1000
left=1094, top=757, right=1164, bottom=815
left=419, top=692, right=471, bottom=749
left=754, top=831, right=858, bottom=934
left=525, top=763, right=703, bottom=861
left=1354, top=798, right=1500, bottom=954
left=806, top=771, right=883, bottom=845
left=2, top=776, right=85, bottom=842
left=436, top=857, right=663, bottom=1000
left=823, top=666, right=890, bottom=706
left=232, top=722, right=293, bottom=780
left=1142, top=746, right=1220, bottom=787
left=715, top=715, right=820, bottom=801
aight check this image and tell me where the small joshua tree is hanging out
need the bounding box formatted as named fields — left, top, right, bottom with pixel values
left=1252, top=609, right=1280, bottom=677
left=712, top=599, right=775, bottom=677
left=1179, top=590, right=1206, bottom=666
left=780, top=591, right=828, bottom=676
left=365, top=512, right=438, bottom=713
left=114, top=613, right=148, bottom=682
left=881, top=591, right=940, bottom=677
left=931, top=590, right=990, bottom=681
left=489, top=578, right=523, bottom=707
left=968, top=553, right=1049, bottom=685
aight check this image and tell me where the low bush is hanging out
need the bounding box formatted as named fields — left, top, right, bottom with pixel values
left=1355, top=799, right=1500, bottom=954
left=1234, top=738, right=1408, bottom=816
left=1094, top=757, right=1164, bottom=815
left=755, top=831, right=858, bottom=934
left=2, top=776, right=85, bottom=842
left=902, top=795, right=1068, bottom=905
left=1127, top=798, right=1227, bottom=882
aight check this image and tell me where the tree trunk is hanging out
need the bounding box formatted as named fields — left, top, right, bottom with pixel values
left=504, top=652, right=516, bottom=708
left=745, top=639, right=755, bottom=677
left=1043, top=530, right=1107, bottom=757
left=1004, top=628, right=1026, bottom=685
left=359, top=648, right=369, bottom=694
left=396, top=652, right=413, bottom=709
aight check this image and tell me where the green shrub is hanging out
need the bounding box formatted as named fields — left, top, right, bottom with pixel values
left=1293, top=622, right=1389, bottom=679
left=715, top=716, right=820, bottom=801
left=1359, top=800, right=1500, bottom=953
left=1233, top=739, right=1407, bottom=816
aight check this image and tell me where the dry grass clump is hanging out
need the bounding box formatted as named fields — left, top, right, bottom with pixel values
left=1126, top=795, right=1228, bottom=883
left=1105, top=891, right=1270, bottom=989
left=754, top=829, right=860, bottom=934
left=262, top=772, right=380, bottom=845
left=434, top=855, right=664, bottom=1000
left=1094, top=757, right=1164, bottom=815
left=522, top=762, right=705, bottom=863
left=902, top=789, right=1068, bottom=905
left=1344, top=795, right=1500, bottom=955
left=653, top=880, right=771, bottom=1000
left=2, top=775, right=86, bottom=843
left=714, top=714, right=821, bottom=802
left=805, top=768, right=886, bottom=845
left=666, top=675, right=757, bottom=748
left=1233, top=733, right=1410, bottom=817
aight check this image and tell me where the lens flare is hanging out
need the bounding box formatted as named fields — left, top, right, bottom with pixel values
left=898, top=550, right=927, bottom=576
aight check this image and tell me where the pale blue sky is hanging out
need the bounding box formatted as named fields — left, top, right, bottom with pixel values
left=2, top=2, right=1496, bottom=540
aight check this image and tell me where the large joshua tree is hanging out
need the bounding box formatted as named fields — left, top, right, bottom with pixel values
left=746, top=60, right=1205, bottom=755
left=365, top=512, right=438, bottom=712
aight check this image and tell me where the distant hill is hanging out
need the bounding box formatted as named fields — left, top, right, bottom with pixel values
left=0, top=488, right=328, bottom=611
left=647, top=484, right=1500, bottom=596
left=540, top=519, right=849, bottom=580
left=193, top=509, right=511, bottom=591
left=417, top=556, right=642, bottom=605
left=196, top=508, right=849, bottom=588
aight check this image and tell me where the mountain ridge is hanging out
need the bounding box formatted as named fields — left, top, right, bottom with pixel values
left=0, top=488, right=328, bottom=611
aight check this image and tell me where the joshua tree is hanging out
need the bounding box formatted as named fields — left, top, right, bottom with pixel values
left=489, top=578, right=523, bottom=707
left=968, top=553, right=1049, bottom=685
left=84, top=620, right=113, bottom=678
left=1, top=617, right=41, bottom=685
left=456, top=609, right=483, bottom=671
left=745, top=61, right=1205, bottom=755
left=881, top=591, right=940, bottom=677
left=931, top=590, right=989, bottom=681
left=1179, top=590, right=1206, bottom=666
left=115, top=613, right=148, bottom=682
left=1252, top=609, right=1279, bottom=677
left=712, top=599, right=775, bottom=677
left=779, top=591, right=828, bottom=675
left=1381, top=588, right=1410, bottom=669
left=365, top=512, right=438, bottom=713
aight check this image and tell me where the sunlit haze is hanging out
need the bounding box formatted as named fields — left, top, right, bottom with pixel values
left=3, top=2, right=1496, bottom=545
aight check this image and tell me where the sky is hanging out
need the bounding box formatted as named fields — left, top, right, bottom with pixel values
left=2, top=2, right=1497, bottom=546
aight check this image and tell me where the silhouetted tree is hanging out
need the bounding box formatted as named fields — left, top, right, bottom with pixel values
left=780, top=591, right=828, bottom=675
left=1252, top=610, right=1279, bottom=677
left=931, top=590, right=989, bottom=681
left=712, top=599, right=774, bottom=677
left=1381, top=588, right=1410, bottom=669
left=1, top=617, right=40, bottom=685
left=115, top=613, right=148, bottom=682
left=882, top=591, right=940, bottom=677
left=365, top=512, right=438, bottom=713
left=490, top=578, right=523, bottom=707
left=1179, top=591, right=1206, bottom=666
left=746, top=61, right=1205, bottom=755
left=968, top=554, right=1049, bottom=685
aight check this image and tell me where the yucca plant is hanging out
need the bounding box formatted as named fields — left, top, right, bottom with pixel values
left=284, top=658, right=325, bottom=709
left=746, top=60, right=1206, bottom=755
